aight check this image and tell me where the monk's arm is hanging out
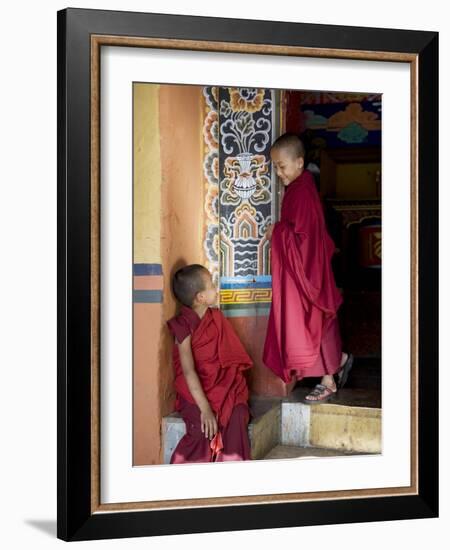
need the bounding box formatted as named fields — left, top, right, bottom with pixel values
left=177, top=336, right=218, bottom=438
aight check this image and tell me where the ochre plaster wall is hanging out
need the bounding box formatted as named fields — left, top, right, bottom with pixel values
left=159, top=84, right=205, bottom=420
left=133, top=83, right=204, bottom=465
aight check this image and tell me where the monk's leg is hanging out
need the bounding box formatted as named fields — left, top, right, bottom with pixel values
left=215, top=404, right=251, bottom=462
left=322, top=351, right=348, bottom=386
left=319, top=318, right=344, bottom=390
left=170, top=401, right=212, bottom=464
left=305, top=318, right=346, bottom=401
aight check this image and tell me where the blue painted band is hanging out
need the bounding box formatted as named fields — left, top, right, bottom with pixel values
left=220, top=282, right=272, bottom=289
left=222, top=307, right=271, bottom=318
left=133, top=264, right=163, bottom=276
left=220, top=275, right=272, bottom=287
left=133, top=290, right=163, bottom=303
left=220, top=275, right=271, bottom=283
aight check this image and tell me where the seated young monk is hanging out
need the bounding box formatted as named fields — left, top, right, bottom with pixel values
left=167, top=264, right=253, bottom=463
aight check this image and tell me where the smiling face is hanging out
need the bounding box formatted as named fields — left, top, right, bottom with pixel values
left=271, top=146, right=304, bottom=186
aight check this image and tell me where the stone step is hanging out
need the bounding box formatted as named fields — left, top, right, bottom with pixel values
left=162, top=387, right=381, bottom=463
left=161, top=413, right=186, bottom=465
left=161, top=402, right=280, bottom=463
left=251, top=386, right=381, bottom=455
left=248, top=401, right=280, bottom=460
left=262, top=444, right=375, bottom=460
left=295, top=357, right=381, bottom=391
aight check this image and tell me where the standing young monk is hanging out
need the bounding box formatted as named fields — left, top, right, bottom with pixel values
left=167, top=264, right=252, bottom=463
left=263, top=134, right=353, bottom=402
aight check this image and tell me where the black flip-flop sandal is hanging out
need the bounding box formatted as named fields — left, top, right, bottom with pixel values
left=302, top=383, right=337, bottom=404
left=337, top=353, right=354, bottom=389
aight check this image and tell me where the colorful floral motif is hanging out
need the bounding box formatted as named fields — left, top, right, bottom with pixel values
left=328, top=103, right=381, bottom=132
left=286, top=91, right=382, bottom=149
left=202, top=87, right=220, bottom=285
left=229, top=88, right=265, bottom=113
left=203, top=110, right=219, bottom=150
left=203, top=150, right=219, bottom=187
left=202, top=86, right=275, bottom=286
left=218, top=88, right=274, bottom=278
left=338, top=122, right=369, bottom=144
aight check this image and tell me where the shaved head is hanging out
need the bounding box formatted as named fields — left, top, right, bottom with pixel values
left=172, top=264, right=209, bottom=307
left=271, top=133, right=305, bottom=159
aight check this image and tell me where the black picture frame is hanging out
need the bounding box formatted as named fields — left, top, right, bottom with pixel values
left=57, top=7, right=438, bottom=542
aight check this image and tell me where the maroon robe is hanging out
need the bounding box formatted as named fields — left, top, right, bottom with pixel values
left=263, top=169, right=343, bottom=383
left=167, top=306, right=252, bottom=463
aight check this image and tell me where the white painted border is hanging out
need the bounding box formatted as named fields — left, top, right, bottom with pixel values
left=101, top=46, right=411, bottom=504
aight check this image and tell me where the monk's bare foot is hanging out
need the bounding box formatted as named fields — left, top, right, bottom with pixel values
left=304, top=376, right=337, bottom=402
left=321, top=374, right=336, bottom=391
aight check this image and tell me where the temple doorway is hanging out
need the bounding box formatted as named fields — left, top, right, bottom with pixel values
left=133, top=84, right=382, bottom=465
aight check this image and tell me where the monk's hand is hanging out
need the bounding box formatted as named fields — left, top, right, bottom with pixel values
left=200, top=406, right=218, bottom=440
left=265, top=223, right=274, bottom=240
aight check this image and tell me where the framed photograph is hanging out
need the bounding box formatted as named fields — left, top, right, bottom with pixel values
left=57, top=8, right=438, bottom=541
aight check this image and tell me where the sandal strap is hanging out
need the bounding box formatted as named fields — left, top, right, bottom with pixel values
left=309, top=384, right=325, bottom=395
left=306, top=384, right=335, bottom=398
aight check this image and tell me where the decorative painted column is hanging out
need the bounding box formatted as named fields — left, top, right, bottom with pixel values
left=202, top=87, right=220, bottom=285
left=218, top=87, right=273, bottom=286
left=202, top=86, right=290, bottom=396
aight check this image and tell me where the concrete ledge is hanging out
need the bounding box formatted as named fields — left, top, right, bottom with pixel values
left=309, top=404, right=381, bottom=453
left=281, top=402, right=310, bottom=447
left=161, top=413, right=186, bottom=464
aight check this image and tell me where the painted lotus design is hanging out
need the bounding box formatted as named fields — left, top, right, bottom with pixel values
left=229, top=88, right=265, bottom=113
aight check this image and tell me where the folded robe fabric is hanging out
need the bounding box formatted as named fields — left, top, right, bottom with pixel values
left=167, top=306, right=252, bottom=431
left=169, top=397, right=251, bottom=463
left=263, top=169, right=343, bottom=383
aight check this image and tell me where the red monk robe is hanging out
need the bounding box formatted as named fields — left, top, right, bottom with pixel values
left=263, top=169, right=343, bottom=383
left=167, top=305, right=252, bottom=463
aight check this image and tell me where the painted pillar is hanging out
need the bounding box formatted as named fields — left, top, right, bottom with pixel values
left=210, top=87, right=293, bottom=396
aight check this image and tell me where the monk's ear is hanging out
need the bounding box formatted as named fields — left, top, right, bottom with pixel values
left=194, top=290, right=204, bottom=304
left=298, top=156, right=304, bottom=170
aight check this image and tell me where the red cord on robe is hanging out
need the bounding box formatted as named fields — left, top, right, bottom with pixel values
left=210, top=431, right=224, bottom=460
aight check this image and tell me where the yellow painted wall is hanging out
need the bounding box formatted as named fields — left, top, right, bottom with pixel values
left=134, top=83, right=162, bottom=262
left=335, top=162, right=381, bottom=199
